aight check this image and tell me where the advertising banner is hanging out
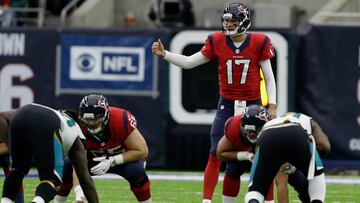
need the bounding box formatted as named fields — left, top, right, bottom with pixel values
left=297, top=25, right=360, bottom=162
left=0, top=29, right=58, bottom=111
left=58, top=34, right=158, bottom=97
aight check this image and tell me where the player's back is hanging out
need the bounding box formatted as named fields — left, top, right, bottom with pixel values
left=263, top=112, right=312, bottom=135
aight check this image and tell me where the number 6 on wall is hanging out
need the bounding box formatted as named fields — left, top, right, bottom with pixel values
left=0, top=64, right=34, bottom=110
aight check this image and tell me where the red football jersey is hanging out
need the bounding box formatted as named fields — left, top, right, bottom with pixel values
left=85, top=106, right=137, bottom=157
left=201, top=32, right=275, bottom=100
left=224, top=115, right=253, bottom=151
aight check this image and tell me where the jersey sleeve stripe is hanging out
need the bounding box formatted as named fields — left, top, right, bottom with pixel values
left=208, top=34, right=213, bottom=50
left=260, top=36, right=269, bottom=54
left=122, top=110, right=129, bottom=135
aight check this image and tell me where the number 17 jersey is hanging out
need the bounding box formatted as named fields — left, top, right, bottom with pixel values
left=201, top=32, right=275, bottom=101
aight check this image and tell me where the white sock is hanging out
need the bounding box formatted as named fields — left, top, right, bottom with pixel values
left=265, top=201, right=274, bottom=203
left=222, top=195, right=236, bottom=203
left=139, top=198, right=152, bottom=203
left=202, top=199, right=211, bottom=203
left=0, top=197, right=13, bottom=203
left=309, top=173, right=326, bottom=201
left=53, top=195, right=67, bottom=203
left=32, top=196, right=45, bottom=203
left=74, top=185, right=86, bottom=201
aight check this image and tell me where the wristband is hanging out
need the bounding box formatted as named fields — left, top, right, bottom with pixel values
left=112, top=154, right=124, bottom=165
left=236, top=151, right=253, bottom=161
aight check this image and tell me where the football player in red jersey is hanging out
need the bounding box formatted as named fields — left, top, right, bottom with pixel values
left=152, top=2, right=276, bottom=202
left=216, top=105, right=274, bottom=203
left=55, top=94, right=152, bottom=203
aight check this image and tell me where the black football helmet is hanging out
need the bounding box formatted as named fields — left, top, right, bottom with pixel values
left=221, top=2, right=251, bottom=36
left=79, top=94, right=109, bottom=137
left=241, top=105, right=269, bottom=143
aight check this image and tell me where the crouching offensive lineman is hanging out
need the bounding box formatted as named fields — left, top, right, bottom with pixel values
left=55, top=94, right=152, bottom=203
left=245, top=114, right=326, bottom=203
left=216, top=105, right=274, bottom=203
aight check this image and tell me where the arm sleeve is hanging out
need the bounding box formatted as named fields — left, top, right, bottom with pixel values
left=163, top=50, right=210, bottom=69
left=259, top=59, right=276, bottom=105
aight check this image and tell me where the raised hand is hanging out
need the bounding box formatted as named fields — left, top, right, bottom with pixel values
left=152, top=39, right=166, bottom=58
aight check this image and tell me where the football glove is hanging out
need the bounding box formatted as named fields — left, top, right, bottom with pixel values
left=236, top=151, right=254, bottom=162
left=90, top=156, right=115, bottom=176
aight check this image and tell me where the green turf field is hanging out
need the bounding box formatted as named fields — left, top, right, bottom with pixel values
left=1, top=174, right=359, bottom=202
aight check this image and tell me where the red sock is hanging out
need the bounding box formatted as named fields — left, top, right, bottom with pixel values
left=222, top=174, right=240, bottom=197
left=56, top=183, right=73, bottom=196
left=265, top=181, right=274, bottom=201
left=203, top=155, right=222, bottom=200
left=18, top=184, right=24, bottom=193
left=131, top=180, right=151, bottom=202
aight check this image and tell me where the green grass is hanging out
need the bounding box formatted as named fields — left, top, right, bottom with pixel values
left=1, top=176, right=359, bottom=202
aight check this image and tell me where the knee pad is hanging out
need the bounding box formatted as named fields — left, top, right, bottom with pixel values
left=245, top=191, right=264, bottom=203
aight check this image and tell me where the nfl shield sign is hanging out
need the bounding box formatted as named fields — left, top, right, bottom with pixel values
left=57, top=34, right=158, bottom=97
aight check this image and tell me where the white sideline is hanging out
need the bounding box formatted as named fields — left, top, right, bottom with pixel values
left=93, top=173, right=360, bottom=185
left=1, top=171, right=358, bottom=185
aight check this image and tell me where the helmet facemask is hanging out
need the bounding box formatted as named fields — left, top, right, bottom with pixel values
left=241, top=105, right=269, bottom=144
left=79, top=94, right=109, bottom=138
left=81, top=113, right=109, bottom=135
left=242, top=124, right=261, bottom=144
